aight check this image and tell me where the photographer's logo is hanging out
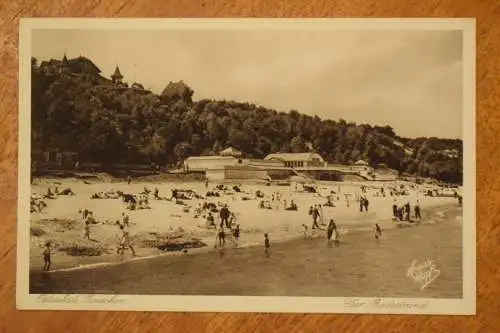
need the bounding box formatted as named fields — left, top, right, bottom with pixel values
left=407, top=258, right=441, bottom=290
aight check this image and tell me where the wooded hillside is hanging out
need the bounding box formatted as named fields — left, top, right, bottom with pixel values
left=31, top=56, right=463, bottom=184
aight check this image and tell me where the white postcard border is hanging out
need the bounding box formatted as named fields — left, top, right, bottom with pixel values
left=17, top=18, right=476, bottom=315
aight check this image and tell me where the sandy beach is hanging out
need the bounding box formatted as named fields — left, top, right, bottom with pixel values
left=29, top=176, right=460, bottom=275
left=30, top=201, right=462, bottom=297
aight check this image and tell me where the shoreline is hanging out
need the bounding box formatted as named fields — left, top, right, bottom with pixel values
left=30, top=201, right=460, bottom=274
left=29, top=203, right=462, bottom=297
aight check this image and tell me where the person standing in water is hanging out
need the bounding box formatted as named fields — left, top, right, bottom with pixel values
left=311, top=205, right=320, bottom=229
left=374, top=223, right=382, bottom=240
left=43, top=241, right=52, bottom=271
left=217, top=226, right=226, bottom=249
left=301, top=224, right=308, bottom=239
left=220, top=204, right=231, bottom=228
left=327, top=219, right=336, bottom=244
left=233, top=224, right=240, bottom=241
left=330, top=221, right=340, bottom=246
left=264, top=233, right=270, bottom=258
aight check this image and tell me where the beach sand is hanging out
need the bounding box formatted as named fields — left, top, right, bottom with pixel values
left=30, top=202, right=462, bottom=297
left=29, top=178, right=459, bottom=272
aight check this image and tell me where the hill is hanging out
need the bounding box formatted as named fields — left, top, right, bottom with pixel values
left=30, top=56, right=463, bottom=184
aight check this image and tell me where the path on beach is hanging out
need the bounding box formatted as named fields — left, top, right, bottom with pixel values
left=30, top=204, right=462, bottom=298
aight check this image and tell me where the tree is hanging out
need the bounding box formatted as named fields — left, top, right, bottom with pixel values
left=160, top=81, right=194, bottom=105
left=174, top=142, right=193, bottom=162
left=290, top=135, right=307, bottom=153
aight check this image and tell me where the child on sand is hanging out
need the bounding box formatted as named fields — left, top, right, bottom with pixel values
left=122, top=212, right=130, bottom=227
left=301, top=224, right=308, bottom=239
left=206, top=212, right=216, bottom=228
left=43, top=241, right=52, bottom=271
left=264, top=233, right=270, bottom=257
left=117, top=225, right=136, bottom=257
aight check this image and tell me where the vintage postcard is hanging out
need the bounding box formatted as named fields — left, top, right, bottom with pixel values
left=17, top=18, right=476, bottom=314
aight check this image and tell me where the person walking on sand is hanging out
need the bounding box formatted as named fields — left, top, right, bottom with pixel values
left=127, top=176, right=132, bottom=185
left=117, top=225, right=136, bottom=257
left=392, top=199, right=398, bottom=219
left=363, top=197, right=369, bottom=212
left=345, top=193, right=350, bottom=207
left=359, top=196, right=365, bottom=212
left=220, top=204, right=231, bottom=228
left=43, top=241, right=52, bottom=271
left=264, top=233, right=270, bottom=258
left=405, top=202, right=411, bottom=221
left=414, top=200, right=421, bottom=220
left=374, top=223, right=382, bottom=240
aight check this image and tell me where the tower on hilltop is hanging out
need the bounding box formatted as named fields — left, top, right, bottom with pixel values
left=111, top=65, right=124, bottom=84
left=60, top=53, right=70, bottom=74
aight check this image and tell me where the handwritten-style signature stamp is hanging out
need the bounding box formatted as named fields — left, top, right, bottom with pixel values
left=406, top=258, right=441, bottom=290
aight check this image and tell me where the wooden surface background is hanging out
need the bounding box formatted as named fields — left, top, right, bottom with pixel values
left=0, top=0, right=499, bottom=332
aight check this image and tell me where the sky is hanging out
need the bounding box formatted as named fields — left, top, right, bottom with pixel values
left=32, top=27, right=463, bottom=139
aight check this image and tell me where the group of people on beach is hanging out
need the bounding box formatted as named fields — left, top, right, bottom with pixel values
left=31, top=186, right=75, bottom=213
left=392, top=199, right=421, bottom=222
left=212, top=204, right=241, bottom=249
left=38, top=174, right=462, bottom=272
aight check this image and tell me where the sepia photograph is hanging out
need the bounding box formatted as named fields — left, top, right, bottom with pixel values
left=17, top=18, right=476, bottom=314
